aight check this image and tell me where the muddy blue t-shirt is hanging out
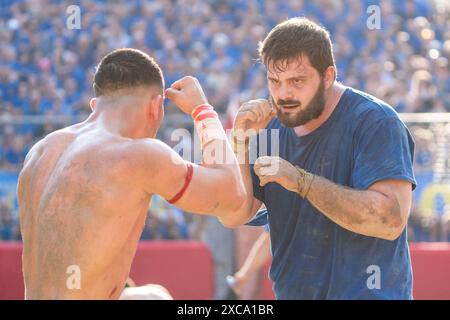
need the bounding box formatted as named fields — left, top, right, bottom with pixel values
left=249, top=87, right=416, bottom=299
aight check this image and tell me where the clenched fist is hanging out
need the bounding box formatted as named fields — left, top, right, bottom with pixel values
left=233, top=99, right=276, bottom=139
left=254, top=156, right=315, bottom=198
left=165, top=76, right=209, bottom=115
left=254, top=156, right=299, bottom=192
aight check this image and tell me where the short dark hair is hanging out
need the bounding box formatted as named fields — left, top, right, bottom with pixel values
left=93, top=48, right=164, bottom=96
left=259, top=18, right=336, bottom=77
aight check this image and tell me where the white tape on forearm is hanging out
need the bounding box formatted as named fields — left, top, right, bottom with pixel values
left=195, top=116, right=226, bottom=149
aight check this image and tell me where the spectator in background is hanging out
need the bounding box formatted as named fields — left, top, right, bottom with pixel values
left=140, top=209, right=161, bottom=240
left=3, top=135, right=27, bottom=171
left=407, top=69, right=436, bottom=112
left=141, top=195, right=191, bottom=241
left=408, top=206, right=431, bottom=242
left=411, top=126, right=434, bottom=173
left=444, top=209, right=450, bottom=242
left=0, top=200, right=19, bottom=241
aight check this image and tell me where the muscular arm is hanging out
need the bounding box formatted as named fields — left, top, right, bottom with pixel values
left=135, top=138, right=247, bottom=226
left=254, top=156, right=412, bottom=241
left=221, top=99, right=279, bottom=227
left=230, top=145, right=263, bottom=226
left=305, top=177, right=412, bottom=240
left=134, top=76, right=249, bottom=226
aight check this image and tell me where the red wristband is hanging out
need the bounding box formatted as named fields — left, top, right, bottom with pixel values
left=167, top=163, right=194, bottom=204
left=195, top=111, right=218, bottom=122
left=192, top=104, right=213, bottom=120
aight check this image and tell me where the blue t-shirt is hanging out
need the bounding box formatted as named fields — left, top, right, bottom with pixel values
left=249, top=87, right=416, bottom=300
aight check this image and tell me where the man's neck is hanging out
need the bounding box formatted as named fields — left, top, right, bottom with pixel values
left=87, top=102, right=156, bottom=140
left=293, top=82, right=346, bottom=137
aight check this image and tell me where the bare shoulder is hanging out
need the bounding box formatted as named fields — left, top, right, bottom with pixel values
left=120, top=138, right=187, bottom=192
left=18, top=127, right=75, bottom=199
left=124, top=138, right=183, bottom=167
left=23, top=128, right=76, bottom=167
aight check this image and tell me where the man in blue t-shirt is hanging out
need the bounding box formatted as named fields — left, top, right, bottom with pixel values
left=228, top=18, right=416, bottom=299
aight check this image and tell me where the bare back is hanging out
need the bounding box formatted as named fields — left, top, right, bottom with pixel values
left=18, top=123, right=151, bottom=299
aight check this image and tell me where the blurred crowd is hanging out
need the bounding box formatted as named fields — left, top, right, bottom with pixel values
left=0, top=0, right=449, bottom=242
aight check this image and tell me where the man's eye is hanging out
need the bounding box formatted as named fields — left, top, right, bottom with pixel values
left=293, top=78, right=304, bottom=84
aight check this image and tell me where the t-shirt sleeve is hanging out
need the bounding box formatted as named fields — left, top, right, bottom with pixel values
left=351, top=117, right=416, bottom=190
left=245, top=208, right=269, bottom=227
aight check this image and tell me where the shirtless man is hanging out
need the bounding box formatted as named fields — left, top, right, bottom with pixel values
left=18, top=48, right=246, bottom=299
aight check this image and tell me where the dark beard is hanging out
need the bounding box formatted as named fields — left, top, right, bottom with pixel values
left=274, top=80, right=326, bottom=128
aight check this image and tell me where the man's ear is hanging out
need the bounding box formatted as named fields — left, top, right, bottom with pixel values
left=148, top=94, right=163, bottom=120
left=89, top=98, right=96, bottom=111
left=324, top=66, right=336, bottom=90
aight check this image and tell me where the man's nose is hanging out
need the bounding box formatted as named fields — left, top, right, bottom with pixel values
left=276, top=84, right=295, bottom=102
